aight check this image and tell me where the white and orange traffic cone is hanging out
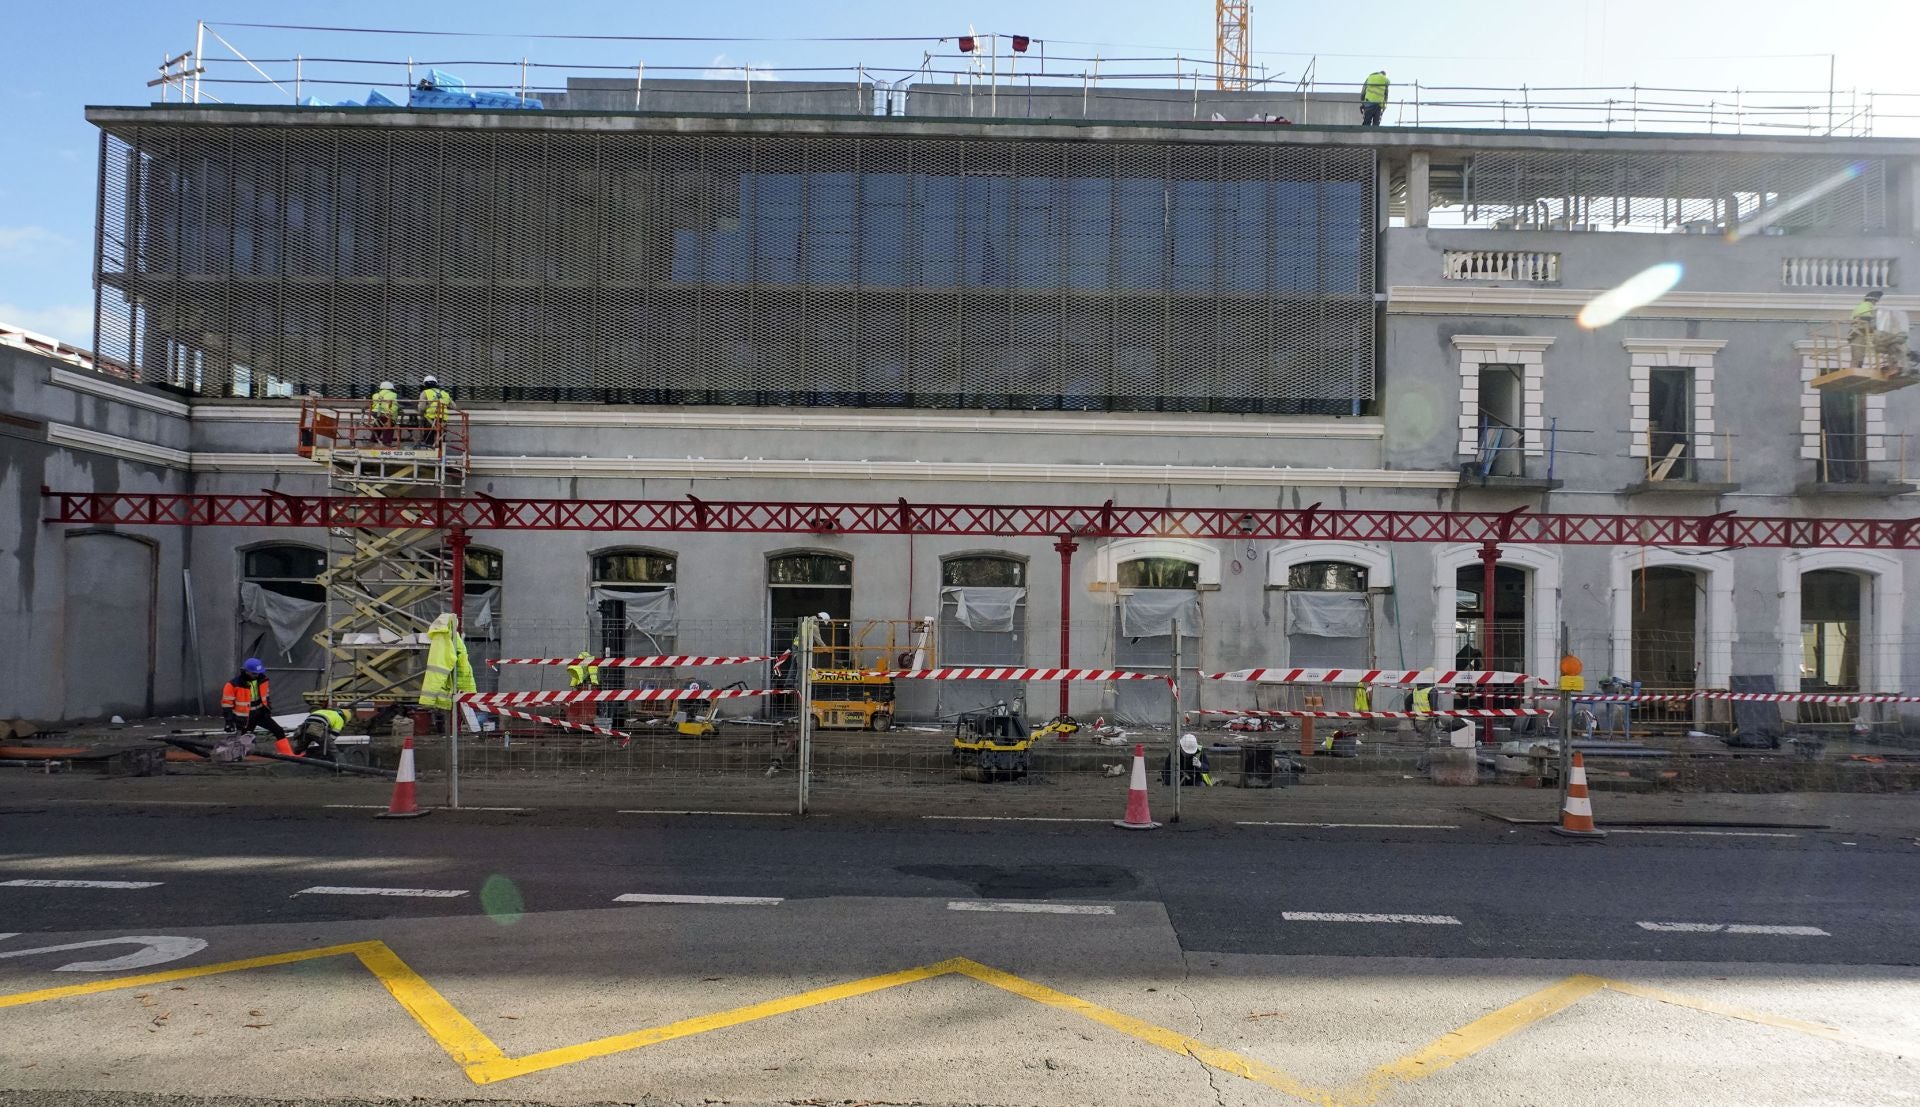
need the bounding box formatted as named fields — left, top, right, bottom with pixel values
left=1113, top=743, right=1160, bottom=830
left=376, top=736, right=429, bottom=819
left=1551, top=751, right=1606, bottom=839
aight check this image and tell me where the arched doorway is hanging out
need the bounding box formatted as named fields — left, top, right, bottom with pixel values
left=65, top=531, right=157, bottom=722
left=767, top=552, right=853, bottom=682
left=1114, top=556, right=1200, bottom=725
left=939, top=553, right=1027, bottom=715
left=591, top=548, right=678, bottom=724
left=238, top=542, right=327, bottom=709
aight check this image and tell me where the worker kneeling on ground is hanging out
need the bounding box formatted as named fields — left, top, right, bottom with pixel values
left=221, top=658, right=287, bottom=742
left=1162, top=732, right=1215, bottom=787
left=290, top=707, right=349, bottom=758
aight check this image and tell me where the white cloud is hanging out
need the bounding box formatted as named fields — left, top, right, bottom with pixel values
left=0, top=226, right=64, bottom=254
left=701, top=53, right=780, bottom=81
left=0, top=302, right=94, bottom=347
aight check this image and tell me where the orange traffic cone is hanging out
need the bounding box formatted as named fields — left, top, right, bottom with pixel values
left=1113, top=744, right=1160, bottom=830
left=1551, top=751, right=1606, bottom=839
left=272, top=736, right=296, bottom=756
left=376, top=737, right=429, bottom=819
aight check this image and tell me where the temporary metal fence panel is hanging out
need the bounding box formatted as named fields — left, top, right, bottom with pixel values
left=94, top=120, right=1376, bottom=412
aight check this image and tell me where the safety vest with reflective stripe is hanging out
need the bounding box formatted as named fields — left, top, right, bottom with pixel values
left=1852, top=299, right=1879, bottom=324
left=308, top=708, right=348, bottom=734
left=419, top=614, right=477, bottom=710
left=420, top=387, right=452, bottom=423
left=369, top=388, right=399, bottom=420
left=1353, top=684, right=1370, bottom=712
left=566, top=654, right=601, bottom=689
left=1363, top=72, right=1389, bottom=105
left=221, top=677, right=269, bottom=713
left=1411, top=687, right=1432, bottom=713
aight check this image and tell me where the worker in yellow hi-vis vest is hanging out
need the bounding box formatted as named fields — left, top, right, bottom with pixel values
left=1360, top=70, right=1389, bottom=127
left=417, top=374, right=454, bottom=447
left=368, top=380, right=399, bottom=446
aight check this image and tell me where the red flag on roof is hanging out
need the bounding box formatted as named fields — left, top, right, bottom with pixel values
left=1011, top=35, right=1030, bottom=52
left=957, top=35, right=976, bottom=53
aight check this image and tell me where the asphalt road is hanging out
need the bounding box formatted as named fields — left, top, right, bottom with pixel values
left=1, top=805, right=1917, bottom=1106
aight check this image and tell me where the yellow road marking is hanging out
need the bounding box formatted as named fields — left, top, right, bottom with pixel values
left=954, top=958, right=1334, bottom=1105
left=0, top=941, right=1900, bottom=1104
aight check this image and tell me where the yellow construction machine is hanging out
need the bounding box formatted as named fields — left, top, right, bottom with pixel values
left=806, top=617, right=934, bottom=731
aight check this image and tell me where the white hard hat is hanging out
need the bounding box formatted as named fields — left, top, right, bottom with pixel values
left=1179, top=733, right=1199, bottom=755
left=423, top=374, right=438, bottom=385
left=816, top=611, right=832, bottom=622
left=378, top=380, right=395, bottom=391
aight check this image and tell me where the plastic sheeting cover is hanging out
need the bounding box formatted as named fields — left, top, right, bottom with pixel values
left=1119, top=589, right=1202, bottom=637
left=237, top=582, right=323, bottom=660
left=941, top=586, right=1025, bottom=633
left=1286, top=591, right=1369, bottom=638
left=591, top=586, right=675, bottom=632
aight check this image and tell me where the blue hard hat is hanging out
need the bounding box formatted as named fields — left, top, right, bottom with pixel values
left=243, top=658, right=266, bottom=675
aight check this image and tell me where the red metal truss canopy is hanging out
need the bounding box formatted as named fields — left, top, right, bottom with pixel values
left=38, top=490, right=1920, bottom=548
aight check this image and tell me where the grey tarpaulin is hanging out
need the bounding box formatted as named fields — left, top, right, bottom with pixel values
left=1286, top=591, right=1369, bottom=638
left=941, top=586, right=1025, bottom=633
left=466, top=585, right=501, bottom=632
left=237, top=582, right=323, bottom=660
left=1119, top=589, right=1202, bottom=637
left=591, top=586, right=674, bottom=632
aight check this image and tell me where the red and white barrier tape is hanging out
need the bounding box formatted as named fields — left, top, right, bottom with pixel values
left=1203, top=668, right=1547, bottom=687
left=879, top=667, right=1168, bottom=683
left=460, top=688, right=789, bottom=706
left=480, top=704, right=633, bottom=740
left=492, top=651, right=790, bottom=669
left=1575, top=691, right=1920, bottom=704
left=1192, top=707, right=1553, bottom=719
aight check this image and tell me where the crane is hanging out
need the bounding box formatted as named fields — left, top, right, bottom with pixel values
left=1216, top=0, right=1251, bottom=91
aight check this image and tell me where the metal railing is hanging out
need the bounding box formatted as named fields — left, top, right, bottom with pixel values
left=1443, top=250, right=1560, bottom=283
left=1816, top=431, right=1909, bottom=485
left=1468, top=414, right=1558, bottom=482
left=139, top=23, right=1919, bottom=138
left=1636, top=428, right=1735, bottom=485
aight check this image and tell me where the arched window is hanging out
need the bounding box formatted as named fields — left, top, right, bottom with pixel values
left=1288, top=561, right=1369, bottom=592
left=767, top=552, right=852, bottom=676
left=1801, top=569, right=1863, bottom=693
left=1283, top=560, right=1373, bottom=669
left=238, top=543, right=327, bottom=705
left=591, top=549, right=678, bottom=718
left=243, top=544, right=325, bottom=602
left=592, top=549, right=678, bottom=653
left=460, top=546, right=504, bottom=692
left=939, top=555, right=1026, bottom=665
left=1118, top=557, right=1199, bottom=590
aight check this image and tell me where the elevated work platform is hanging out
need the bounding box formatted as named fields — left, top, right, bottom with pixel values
left=1806, top=320, right=1919, bottom=395
left=297, top=398, right=470, bottom=706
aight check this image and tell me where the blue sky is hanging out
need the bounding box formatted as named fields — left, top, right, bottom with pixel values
left=4, top=0, right=1914, bottom=347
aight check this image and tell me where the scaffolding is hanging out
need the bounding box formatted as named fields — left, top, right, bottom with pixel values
left=295, top=397, right=471, bottom=705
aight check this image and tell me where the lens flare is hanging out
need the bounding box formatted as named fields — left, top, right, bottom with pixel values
left=480, top=874, right=524, bottom=926
left=1725, top=162, right=1865, bottom=242
left=1577, top=263, right=1683, bottom=329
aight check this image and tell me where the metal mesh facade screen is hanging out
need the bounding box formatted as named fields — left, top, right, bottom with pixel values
left=1449, top=151, right=1887, bottom=233
left=95, top=118, right=1376, bottom=412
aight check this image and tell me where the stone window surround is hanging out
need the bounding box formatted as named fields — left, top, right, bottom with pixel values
left=1622, top=338, right=1726, bottom=463
left=1453, top=335, right=1550, bottom=458
left=1792, top=338, right=1889, bottom=463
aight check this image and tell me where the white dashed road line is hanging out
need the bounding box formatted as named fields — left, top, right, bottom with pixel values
left=1281, top=912, right=1463, bottom=925
left=294, top=886, right=469, bottom=898
left=1608, top=829, right=1800, bottom=838
left=616, top=810, right=795, bottom=817
left=924, top=816, right=1116, bottom=823
left=948, top=901, right=1117, bottom=915
left=0, top=879, right=164, bottom=889
left=1238, top=822, right=1459, bottom=830
left=1638, top=921, right=1830, bottom=936
left=614, top=893, right=785, bottom=906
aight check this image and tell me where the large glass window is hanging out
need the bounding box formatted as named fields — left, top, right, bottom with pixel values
left=1118, top=557, right=1200, bottom=590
